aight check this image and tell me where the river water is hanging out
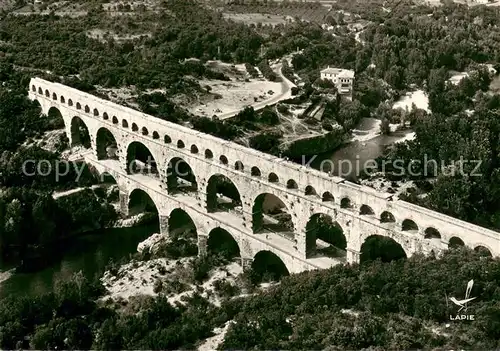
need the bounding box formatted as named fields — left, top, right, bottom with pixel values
left=0, top=118, right=412, bottom=298
left=308, top=118, right=414, bottom=181
left=0, top=223, right=158, bottom=298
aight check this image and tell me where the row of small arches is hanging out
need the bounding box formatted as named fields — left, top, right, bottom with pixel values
left=34, top=85, right=345, bottom=199
left=36, top=86, right=495, bottom=257
left=33, top=87, right=257, bottom=176
left=34, top=86, right=494, bottom=246
left=33, top=85, right=179, bottom=146
left=38, top=83, right=334, bottom=198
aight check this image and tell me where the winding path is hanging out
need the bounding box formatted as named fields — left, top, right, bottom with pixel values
left=218, top=62, right=296, bottom=120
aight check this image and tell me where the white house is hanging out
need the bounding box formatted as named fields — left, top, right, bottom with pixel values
left=320, top=66, right=355, bottom=99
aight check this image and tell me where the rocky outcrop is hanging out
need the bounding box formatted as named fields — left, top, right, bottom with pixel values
left=137, top=233, right=164, bottom=254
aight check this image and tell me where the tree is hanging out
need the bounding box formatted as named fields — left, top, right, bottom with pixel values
left=3, top=199, right=23, bottom=249
left=93, top=318, right=123, bottom=350
left=260, top=107, right=279, bottom=125
left=32, top=194, right=59, bottom=246
left=384, top=65, right=405, bottom=90
left=337, top=99, right=366, bottom=131
left=428, top=66, right=448, bottom=90
left=380, top=118, right=391, bottom=135
left=249, top=132, right=282, bottom=154
left=425, top=175, right=473, bottom=221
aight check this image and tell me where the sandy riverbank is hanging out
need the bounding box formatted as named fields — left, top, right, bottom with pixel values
left=393, top=90, right=430, bottom=113
left=100, top=234, right=244, bottom=306
left=351, top=117, right=415, bottom=144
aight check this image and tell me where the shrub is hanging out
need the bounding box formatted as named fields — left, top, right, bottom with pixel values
left=153, top=279, right=163, bottom=293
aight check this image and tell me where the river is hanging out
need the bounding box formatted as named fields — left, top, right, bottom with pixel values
left=308, top=118, right=414, bottom=181
left=0, top=223, right=158, bottom=298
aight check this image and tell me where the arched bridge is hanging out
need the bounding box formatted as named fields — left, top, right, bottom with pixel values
left=29, top=78, right=500, bottom=273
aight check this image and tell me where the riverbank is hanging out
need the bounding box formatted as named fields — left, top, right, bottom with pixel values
left=350, top=117, right=415, bottom=144
left=360, top=172, right=416, bottom=198
left=308, top=117, right=415, bottom=181
left=98, top=234, right=263, bottom=350
left=0, top=269, right=14, bottom=285
left=101, top=234, right=244, bottom=307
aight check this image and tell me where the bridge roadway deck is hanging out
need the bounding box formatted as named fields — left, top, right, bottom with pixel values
left=85, top=153, right=344, bottom=272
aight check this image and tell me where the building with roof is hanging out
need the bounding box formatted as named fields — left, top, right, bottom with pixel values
left=320, top=66, right=355, bottom=100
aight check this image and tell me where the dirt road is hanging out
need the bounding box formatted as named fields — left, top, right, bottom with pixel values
left=217, top=62, right=296, bottom=120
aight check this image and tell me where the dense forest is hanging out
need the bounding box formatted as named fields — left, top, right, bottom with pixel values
left=0, top=248, right=498, bottom=349
left=0, top=70, right=117, bottom=267
left=0, top=0, right=499, bottom=349
left=260, top=0, right=500, bottom=229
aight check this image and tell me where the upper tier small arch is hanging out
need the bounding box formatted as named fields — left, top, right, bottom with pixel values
left=449, top=237, right=464, bottom=249
left=251, top=166, right=261, bottom=177
left=235, top=161, right=244, bottom=172
left=402, top=219, right=418, bottom=232
left=322, top=192, right=334, bottom=202
left=380, top=211, right=395, bottom=223
left=474, top=245, right=492, bottom=257
left=220, top=155, right=228, bottom=165
left=305, top=185, right=317, bottom=196
left=268, top=173, right=279, bottom=183
left=424, top=227, right=441, bottom=239
left=205, top=149, right=213, bottom=159
left=360, top=204, right=375, bottom=215
left=340, top=197, right=352, bottom=209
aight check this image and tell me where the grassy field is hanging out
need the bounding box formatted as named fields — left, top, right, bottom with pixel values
left=222, top=12, right=291, bottom=26
left=224, top=3, right=330, bottom=24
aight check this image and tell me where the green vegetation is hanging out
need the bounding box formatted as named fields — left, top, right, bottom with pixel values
left=0, top=249, right=498, bottom=349
left=0, top=0, right=499, bottom=349
left=0, top=89, right=58, bottom=151
left=383, top=73, right=500, bottom=229
left=251, top=0, right=500, bottom=230
left=245, top=62, right=259, bottom=78
left=0, top=1, right=262, bottom=89
left=257, top=59, right=278, bottom=81
left=0, top=187, right=118, bottom=271
left=0, top=68, right=118, bottom=269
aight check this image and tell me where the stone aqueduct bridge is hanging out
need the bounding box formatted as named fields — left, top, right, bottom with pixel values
left=29, top=78, right=499, bottom=273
